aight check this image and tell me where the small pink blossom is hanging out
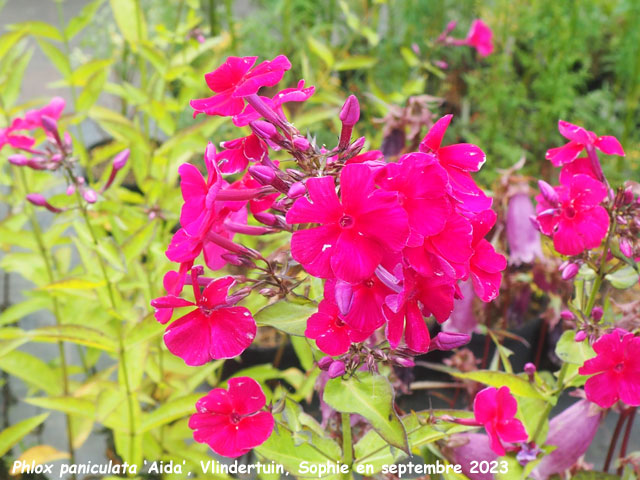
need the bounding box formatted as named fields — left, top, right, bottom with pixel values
left=546, top=120, right=625, bottom=167
left=578, top=329, right=640, bottom=408
left=465, top=20, right=494, bottom=57
left=286, top=163, right=409, bottom=283
left=151, top=276, right=256, bottom=365
left=535, top=174, right=609, bottom=256
left=217, top=134, right=268, bottom=174
left=190, top=55, right=291, bottom=117
left=189, top=377, right=274, bottom=458
left=473, top=386, right=528, bottom=456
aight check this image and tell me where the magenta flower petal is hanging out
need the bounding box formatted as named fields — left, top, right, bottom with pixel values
left=545, top=141, right=584, bottom=166
left=404, top=301, right=430, bottom=352
left=205, top=56, right=257, bottom=92
left=164, top=310, right=218, bottom=366
left=438, top=143, right=486, bottom=171
left=227, top=377, right=267, bottom=414
left=290, top=225, right=339, bottom=278
left=595, top=135, right=625, bottom=156
left=331, top=231, right=382, bottom=284
left=286, top=176, right=341, bottom=224
left=207, top=307, right=257, bottom=358
left=420, top=114, right=451, bottom=152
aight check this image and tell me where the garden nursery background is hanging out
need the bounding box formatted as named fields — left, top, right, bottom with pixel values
left=1, top=0, right=640, bottom=479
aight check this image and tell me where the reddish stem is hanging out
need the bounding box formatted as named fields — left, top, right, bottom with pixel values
left=617, top=407, right=637, bottom=476
left=604, top=408, right=630, bottom=472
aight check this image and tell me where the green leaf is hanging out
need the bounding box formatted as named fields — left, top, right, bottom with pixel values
left=334, top=56, right=378, bottom=71
left=140, top=394, right=202, bottom=432
left=0, top=413, right=49, bottom=457
left=324, top=373, right=409, bottom=453
left=0, top=350, right=62, bottom=395
left=307, top=35, right=334, bottom=68
left=605, top=265, right=639, bottom=289
left=65, top=0, right=106, bottom=40
left=10, top=21, right=62, bottom=41
left=451, top=370, right=546, bottom=399
left=39, top=278, right=106, bottom=291
left=0, top=297, right=50, bottom=327
left=36, top=38, right=71, bottom=79
left=555, top=330, right=595, bottom=365
left=30, top=325, right=117, bottom=351
left=0, top=30, right=26, bottom=62
left=70, top=59, right=112, bottom=86
left=25, top=396, right=96, bottom=418
left=109, top=0, right=147, bottom=47
left=2, top=47, right=33, bottom=108
left=255, top=301, right=316, bottom=336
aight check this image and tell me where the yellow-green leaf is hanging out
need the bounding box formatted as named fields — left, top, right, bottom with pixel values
left=0, top=413, right=49, bottom=457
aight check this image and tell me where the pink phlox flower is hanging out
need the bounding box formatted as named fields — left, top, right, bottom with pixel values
left=345, top=150, right=385, bottom=168
left=189, top=377, right=274, bottom=458
left=534, top=174, right=609, bottom=256
left=306, top=281, right=372, bottom=356
left=404, top=211, right=474, bottom=281
left=152, top=276, right=256, bottom=365
left=377, top=152, right=452, bottom=246
left=330, top=275, right=391, bottom=334
left=217, top=134, right=268, bottom=174
left=286, top=163, right=409, bottom=283
left=465, top=19, right=494, bottom=57
left=190, top=55, right=291, bottom=117
left=419, top=115, right=492, bottom=212
left=469, top=209, right=506, bottom=302
left=230, top=173, right=279, bottom=214
left=578, top=329, right=640, bottom=408
left=473, top=386, right=528, bottom=456
left=167, top=143, right=249, bottom=270
left=11, top=96, right=65, bottom=131
left=232, top=79, right=315, bottom=126
left=546, top=120, right=625, bottom=167
left=558, top=156, right=599, bottom=185
left=153, top=266, right=190, bottom=324
left=384, top=266, right=456, bottom=353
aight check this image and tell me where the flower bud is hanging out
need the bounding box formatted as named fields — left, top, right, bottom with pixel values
left=345, top=136, right=366, bottom=157
left=82, top=188, right=97, bottom=204
left=317, top=356, right=333, bottom=371
left=8, top=154, right=28, bottom=166
left=253, top=211, right=278, bottom=226
left=591, top=306, right=603, bottom=321
left=561, top=263, right=579, bottom=280
left=524, top=362, right=536, bottom=381
left=623, top=186, right=634, bottom=205
left=250, top=120, right=279, bottom=141
left=538, top=180, right=559, bottom=206
left=40, top=115, right=58, bottom=136
left=66, top=184, right=76, bottom=196
left=258, top=288, right=277, bottom=297
left=560, top=309, right=574, bottom=320
left=339, top=95, right=360, bottom=127
left=248, top=165, right=276, bottom=186
left=574, top=331, right=587, bottom=342
left=392, top=356, right=415, bottom=368
left=26, top=193, right=63, bottom=213
left=113, top=149, right=130, bottom=170
left=293, top=136, right=310, bottom=151
left=287, top=181, right=306, bottom=199
left=431, top=332, right=471, bottom=351
left=63, top=132, right=73, bottom=152
left=620, top=238, right=633, bottom=258
left=328, top=360, right=346, bottom=379
left=334, top=280, right=354, bottom=317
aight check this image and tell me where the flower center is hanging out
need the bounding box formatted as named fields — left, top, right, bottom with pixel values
left=614, top=362, right=624, bottom=372
left=230, top=412, right=242, bottom=424
left=365, top=279, right=374, bottom=288
left=565, top=205, right=576, bottom=219
left=335, top=317, right=345, bottom=327
left=339, top=214, right=355, bottom=229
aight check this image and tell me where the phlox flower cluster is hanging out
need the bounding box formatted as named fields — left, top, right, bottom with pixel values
left=151, top=54, right=506, bottom=457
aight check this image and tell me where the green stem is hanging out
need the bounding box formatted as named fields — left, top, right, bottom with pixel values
left=207, top=0, right=219, bottom=36
left=531, top=362, right=568, bottom=443
left=341, top=413, right=353, bottom=479
left=584, top=215, right=617, bottom=317
left=16, top=167, right=76, bottom=480
left=73, top=192, right=137, bottom=465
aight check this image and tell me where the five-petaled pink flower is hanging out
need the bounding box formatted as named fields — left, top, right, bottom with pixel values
left=534, top=174, right=609, bottom=256
left=419, top=115, right=491, bottom=212
left=474, top=386, right=528, bottom=456
left=190, top=55, right=291, bottom=117
left=1, top=97, right=65, bottom=151
left=546, top=120, right=625, bottom=167
left=465, top=19, right=494, bottom=57
left=217, top=133, right=268, bottom=174
left=578, top=330, right=640, bottom=408
left=286, top=163, right=409, bottom=283
left=151, top=276, right=256, bottom=365
left=189, top=377, right=274, bottom=458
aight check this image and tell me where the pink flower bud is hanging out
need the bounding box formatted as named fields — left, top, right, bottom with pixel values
left=345, top=136, right=366, bottom=156
left=560, top=309, right=574, bottom=320
left=538, top=180, right=559, bottom=206
left=40, top=115, right=58, bottom=136
left=334, top=280, right=354, bottom=317
left=248, top=165, right=276, bottom=186
left=26, top=193, right=63, bottom=213
left=66, top=184, right=76, bottom=196
left=287, top=181, right=306, bottom=199
left=591, top=306, right=603, bottom=321
left=434, top=60, right=449, bottom=69
left=339, top=95, right=360, bottom=127
left=83, top=188, right=98, bottom=204
left=258, top=288, right=277, bottom=297
left=250, top=120, right=279, bottom=141
left=113, top=149, right=130, bottom=170
left=623, top=187, right=634, bottom=205
left=446, top=20, right=458, bottom=33
left=253, top=211, right=278, bottom=226
left=328, top=360, right=346, bottom=378
left=574, top=331, right=587, bottom=342
left=317, top=356, right=333, bottom=370
left=431, top=331, right=471, bottom=351
left=63, top=132, right=73, bottom=151
left=220, top=253, right=247, bottom=266
left=524, top=362, right=536, bottom=381
left=293, top=136, right=310, bottom=151
left=620, top=238, right=633, bottom=258
left=561, top=263, right=579, bottom=280
left=8, top=154, right=29, bottom=166
left=393, top=356, right=415, bottom=368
